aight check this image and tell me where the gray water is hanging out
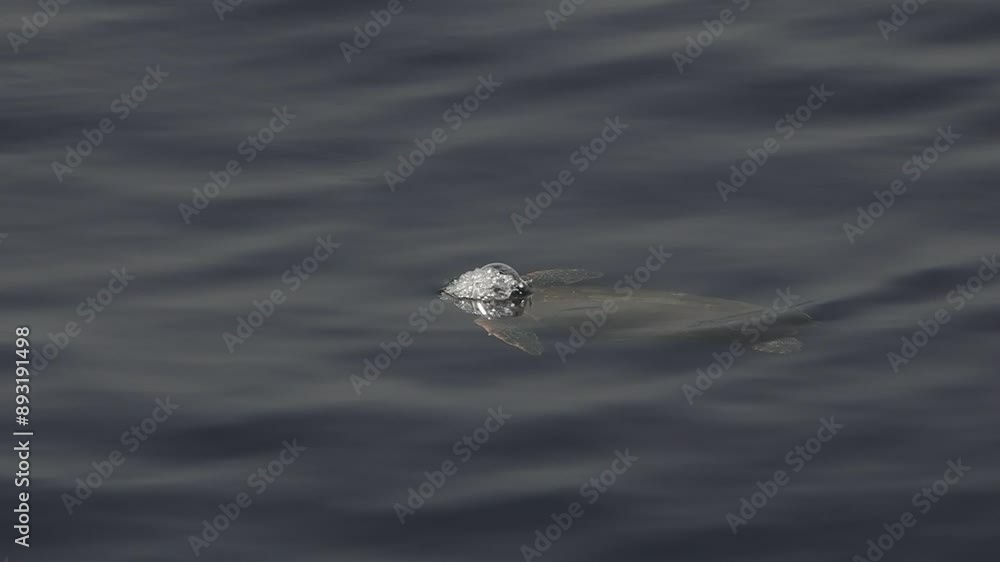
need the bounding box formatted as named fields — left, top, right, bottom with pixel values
left=2, top=0, right=998, bottom=561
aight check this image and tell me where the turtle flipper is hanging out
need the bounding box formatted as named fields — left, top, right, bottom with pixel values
left=474, top=318, right=544, bottom=355
left=523, top=269, right=603, bottom=288
left=752, top=337, right=803, bottom=354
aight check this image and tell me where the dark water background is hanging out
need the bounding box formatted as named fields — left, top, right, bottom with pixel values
left=2, top=0, right=998, bottom=560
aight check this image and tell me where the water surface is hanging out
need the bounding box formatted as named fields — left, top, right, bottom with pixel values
left=1, top=0, right=998, bottom=560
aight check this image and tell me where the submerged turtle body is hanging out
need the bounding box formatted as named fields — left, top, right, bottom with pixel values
left=439, top=265, right=809, bottom=356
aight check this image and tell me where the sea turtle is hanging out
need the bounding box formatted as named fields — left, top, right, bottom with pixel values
left=439, top=263, right=811, bottom=356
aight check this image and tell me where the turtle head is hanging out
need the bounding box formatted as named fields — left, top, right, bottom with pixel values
left=481, top=263, right=532, bottom=297
left=440, top=262, right=532, bottom=301
left=439, top=263, right=533, bottom=319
